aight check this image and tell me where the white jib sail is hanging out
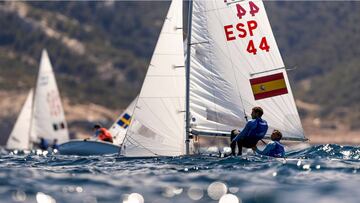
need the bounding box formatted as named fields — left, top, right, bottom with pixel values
left=108, top=96, right=138, bottom=145
left=6, top=89, right=34, bottom=150
left=31, top=49, right=69, bottom=144
left=123, top=0, right=186, bottom=156
left=189, top=0, right=305, bottom=140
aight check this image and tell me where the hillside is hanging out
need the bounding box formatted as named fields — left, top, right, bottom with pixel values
left=266, top=2, right=360, bottom=129
left=0, top=1, right=360, bottom=144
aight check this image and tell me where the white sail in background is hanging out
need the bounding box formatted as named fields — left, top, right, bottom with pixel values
left=123, top=0, right=186, bottom=156
left=6, top=89, right=34, bottom=150
left=189, top=0, right=305, bottom=140
left=109, top=96, right=138, bottom=145
left=31, top=50, right=69, bottom=144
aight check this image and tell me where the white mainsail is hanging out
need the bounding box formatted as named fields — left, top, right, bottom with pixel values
left=188, top=0, right=305, bottom=140
left=122, top=0, right=186, bottom=156
left=31, top=50, right=69, bottom=144
left=6, top=89, right=34, bottom=150
left=108, top=96, right=138, bottom=145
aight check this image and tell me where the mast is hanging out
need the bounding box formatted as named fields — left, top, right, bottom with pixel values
left=185, top=0, right=193, bottom=155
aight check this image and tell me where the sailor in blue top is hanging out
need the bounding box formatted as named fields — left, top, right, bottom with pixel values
left=230, top=107, right=268, bottom=156
left=253, top=130, right=285, bottom=158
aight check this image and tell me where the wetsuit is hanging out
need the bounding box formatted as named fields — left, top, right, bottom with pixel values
left=95, top=128, right=113, bottom=143
left=255, top=141, right=285, bottom=158
left=39, top=139, right=49, bottom=150
left=52, top=143, right=59, bottom=150
left=231, top=118, right=268, bottom=155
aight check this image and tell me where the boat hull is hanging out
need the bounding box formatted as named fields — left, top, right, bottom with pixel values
left=58, top=140, right=120, bottom=156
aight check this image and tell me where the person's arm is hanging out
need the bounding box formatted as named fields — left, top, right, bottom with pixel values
left=255, top=142, right=275, bottom=156
left=281, top=150, right=286, bottom=158
left=232, top=121, right=255, bottom=142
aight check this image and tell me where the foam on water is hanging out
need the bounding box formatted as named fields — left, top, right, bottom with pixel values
left=0, top=144, right=359, bottom=203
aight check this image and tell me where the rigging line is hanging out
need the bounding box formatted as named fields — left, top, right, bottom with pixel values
left=212, top=1, right=251, bottom=122
left=212, top=2, right=249, bottom=122
left=122, top=96, right=140, bottom=148
left=191, top=12, right=255, bottom=84
left=124, top=137, right=141, bottom=149
left=125, top=137, right=156, bottom=155
left=126, top=135, right=183, bottom=154
left=126, top=135, right=160, bottom=156
left=200, top=20, right=256, bottom=82
left=244, top=96, right=299, bottom=135
left=239, top=98, right=293, bottom=135
left=243, top=98, right=289, bottom=128
left=160, top=98, right=183, bottom=133
left=136, top=99, right=173, bottom=135
left=141, top=100, right=182, bottom=142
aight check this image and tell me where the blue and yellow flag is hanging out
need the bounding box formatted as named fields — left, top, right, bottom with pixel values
left=117, top=113, right=131, bottom=129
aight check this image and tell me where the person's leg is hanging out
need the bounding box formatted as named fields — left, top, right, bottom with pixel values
left=230, top=134, right=236, bottom=156
left=238, top=138, right=259, bottom=156
left=102, top=138, right=111, bottom=143
left=237, top=141, right=243, bottom=156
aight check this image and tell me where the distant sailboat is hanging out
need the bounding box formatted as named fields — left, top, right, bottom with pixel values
left=6, top=49, right=69, bottom=150
left=120, top=0, right=306, bottom=157
left=58, top=96, right=137, bottom=155
left=6, top=89, right=34, bottom=150
left=31, top=50, right=69, bottom=144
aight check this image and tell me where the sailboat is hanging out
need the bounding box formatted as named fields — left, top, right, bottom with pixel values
left=6, top=89, right=34, bottom=150
left=120, top=0, right=306, bottom=157
left=57, top=97, right=137, bottom=155
left=120, top=0, right=186, bottom=157
left=58, top=0, right=185, bottom=156
left=6, top=49, right=69, bottom=150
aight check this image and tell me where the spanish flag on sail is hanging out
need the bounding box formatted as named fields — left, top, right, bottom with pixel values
left=250, top=73, right=288, bottom=100
left=116, top=113, right=131, bottom=129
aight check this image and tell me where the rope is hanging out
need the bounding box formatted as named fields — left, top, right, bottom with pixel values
left=125, top=135, right=159, bottom=156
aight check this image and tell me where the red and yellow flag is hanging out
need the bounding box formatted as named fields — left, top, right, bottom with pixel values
left=250, top=73, right=288, bottom=100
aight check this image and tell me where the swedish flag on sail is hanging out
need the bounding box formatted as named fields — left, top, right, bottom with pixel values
left=117, top=113, right=131, bottom=129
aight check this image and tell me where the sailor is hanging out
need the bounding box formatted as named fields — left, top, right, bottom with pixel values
left=231, top=107, right=268, bottom=156
left=39, top=137, right=49, bottom=150
left=252, top=130, right=285, bottom=158
left=52, top=139, right=59, bottom=150
left=93, top=124, right=113, bottom=143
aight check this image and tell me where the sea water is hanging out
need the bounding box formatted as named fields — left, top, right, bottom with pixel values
left=0, top=144, right=359, bottom=203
